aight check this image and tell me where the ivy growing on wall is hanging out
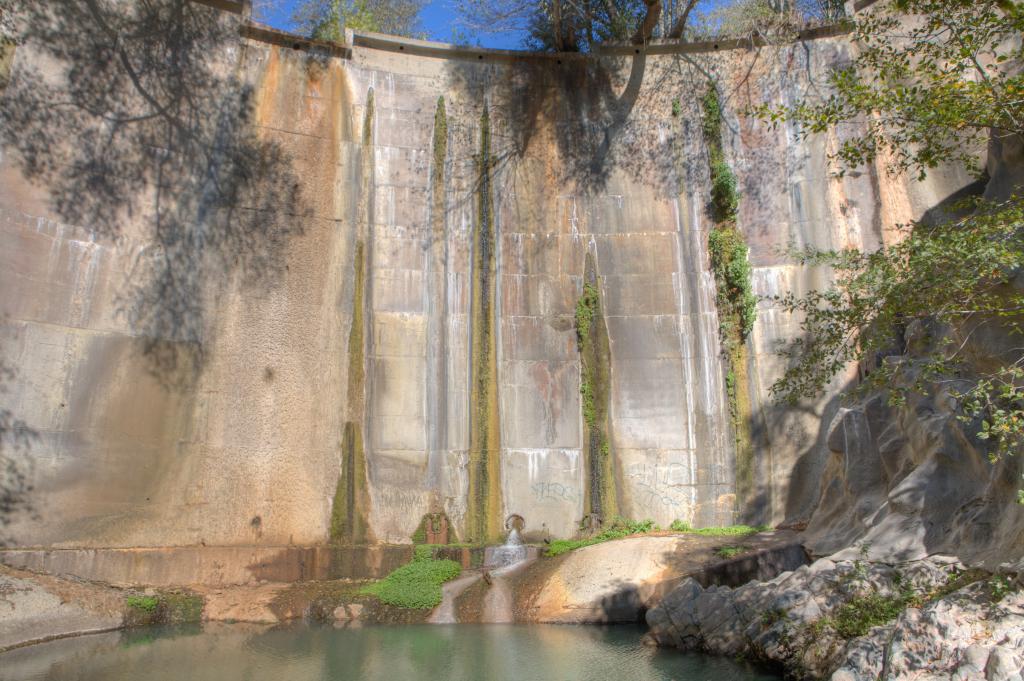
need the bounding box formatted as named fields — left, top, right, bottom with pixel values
left=701, top=84, right=757, bottom=515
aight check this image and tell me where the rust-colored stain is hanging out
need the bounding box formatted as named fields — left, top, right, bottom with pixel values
left=254, top=46, right=281, bottom=128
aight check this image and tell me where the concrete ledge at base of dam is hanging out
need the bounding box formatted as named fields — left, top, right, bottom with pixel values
left=0, top=530, right=807, bottom=653
left=0, top=545, right=415, bottom=587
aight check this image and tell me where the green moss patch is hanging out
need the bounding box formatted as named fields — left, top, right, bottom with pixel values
left=669, top=520, right=771, bottom=536
left=358, top=548, right=461, bottom=609
left=0, top=40, right=15, bottom=93
left=466, top=104, right=502, bottom=543
left=545, top=518, right=656, bottom=557
left=700, top=83, right=758, bottom=518
left=714, top=545, right=750, bottom=559
left=124, top=590, right=204, bottom=627
left=126, top=595, right=158, bottom=613
left=575, top=255, right=619, bottom=522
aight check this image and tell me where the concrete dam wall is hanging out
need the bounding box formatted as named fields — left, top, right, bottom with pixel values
left=0, top=1, right=972, bottom=557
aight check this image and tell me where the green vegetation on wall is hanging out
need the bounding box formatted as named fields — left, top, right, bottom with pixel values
left=754, top=1, right=1024, bottom=484
left=410, top=512, right=451, bottom=544
left=466, top=104, right=502, bottom=544
left=708, top=227, right=756, bottom=342
left=575, top=254, right=619, bottom=523
left=331, top=419, right=371, bottom=543
left=359, top=544, right=462, bottom=609
left=701, top=85, right=757, bottom=517
left=432, top=96, right=447, bottom=196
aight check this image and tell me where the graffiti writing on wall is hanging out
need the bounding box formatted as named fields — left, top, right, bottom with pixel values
left=627, top=462, right=691, bottom=509
left=531, top=481, right=578, bottom=504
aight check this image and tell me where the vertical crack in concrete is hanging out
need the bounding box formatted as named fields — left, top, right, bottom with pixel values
left=425, top=96, right=449, bottom=500
left=467, top=104, right=503, bottom=543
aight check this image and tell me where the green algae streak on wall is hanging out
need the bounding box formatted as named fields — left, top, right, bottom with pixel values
left=332, top=240, right=373, bottom=543
left=466, top=105, right=503, bottom=544
left=423, top=96, right=451, bottom=522
left=700, top=85, right=758, bottom=523
left=576, top=253, right=620, bottom=524
left=331, top=88, right=376, bottom=544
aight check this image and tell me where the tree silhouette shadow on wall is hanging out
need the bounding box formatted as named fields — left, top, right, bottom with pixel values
left=0, top=0, right=307, bottom=535
left=1, top=0, right=306, bottom=388
left=0, top=359, right=37, bottom=547
left=441, top=37, right=829, bottom=207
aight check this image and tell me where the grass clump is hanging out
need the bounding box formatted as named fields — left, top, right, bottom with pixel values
left=709, top=159, right=739, bottom=223
left=124, top=591, right=203, bottom=627
left=715, top=545, right=749, bottom=559
left=822, top=592, right=910, bottom=639
left=670, top=521, right=771, bottom=537
left=701, top=87, right=740, bottom=224
left=546, top=518, right=656, bottom=557
left=358, top=547, right=461, bottom=609
left=126, top=595, right=159, bottom=613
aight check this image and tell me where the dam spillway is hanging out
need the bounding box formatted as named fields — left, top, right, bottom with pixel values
left=0, top=0, right=971, bottom=563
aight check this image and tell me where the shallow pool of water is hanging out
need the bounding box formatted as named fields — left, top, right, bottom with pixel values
left=0, top=623, right=779, bottom=681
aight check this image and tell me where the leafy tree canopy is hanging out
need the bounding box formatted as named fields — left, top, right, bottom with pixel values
left=757, top=0, right=1024, bottom=482
left=290, top=0, right=425, bottom=41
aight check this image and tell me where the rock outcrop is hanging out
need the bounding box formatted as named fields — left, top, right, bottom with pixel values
left=803, top=370, right=1024, bottom=568
left=520, top=532, right=806, bottom=623
left=645, top=556, right=1024, bottom=680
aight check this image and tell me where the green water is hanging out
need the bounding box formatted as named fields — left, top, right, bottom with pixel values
left=0, top=623, right=779, bottom=681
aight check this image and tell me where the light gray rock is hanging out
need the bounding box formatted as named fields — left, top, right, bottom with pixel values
left=984, top=648, right=1022, bottom=681
left=647, top=556, right=1024, bottom=681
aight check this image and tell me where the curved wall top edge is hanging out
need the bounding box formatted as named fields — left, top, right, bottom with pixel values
left=227, top=1, right=854, bottom=64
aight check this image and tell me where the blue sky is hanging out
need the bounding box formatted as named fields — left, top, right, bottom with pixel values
left=255, top=1, right=743, bottom=49
left=257, top=1, right=528, bottom=49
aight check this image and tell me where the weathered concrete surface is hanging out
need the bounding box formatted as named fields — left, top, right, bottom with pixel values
left=194, top=583, right=288, bottom=624
left=0, top=0, right=978, bottom=572
left=0, top=544, right=412, bottom=587
left=0, top=565, right=122, bottom=652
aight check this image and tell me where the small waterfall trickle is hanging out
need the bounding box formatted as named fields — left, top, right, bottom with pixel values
left=483, top=528, right=527, bottom=568
left=430, top=528, right=536, bottom=624
left=480, top=528, right=534, bottom=623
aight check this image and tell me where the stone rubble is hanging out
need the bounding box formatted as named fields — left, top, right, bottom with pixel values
left=645, top=556, right=1024, bottom=680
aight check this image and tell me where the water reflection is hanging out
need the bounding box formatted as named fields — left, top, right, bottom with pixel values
left=0, top=623, right=779, bottom=681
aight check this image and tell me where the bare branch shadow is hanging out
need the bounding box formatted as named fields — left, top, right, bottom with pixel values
left=0, top=360, right=38, bottom=547
left=1, top=0, right=308, bottom=391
